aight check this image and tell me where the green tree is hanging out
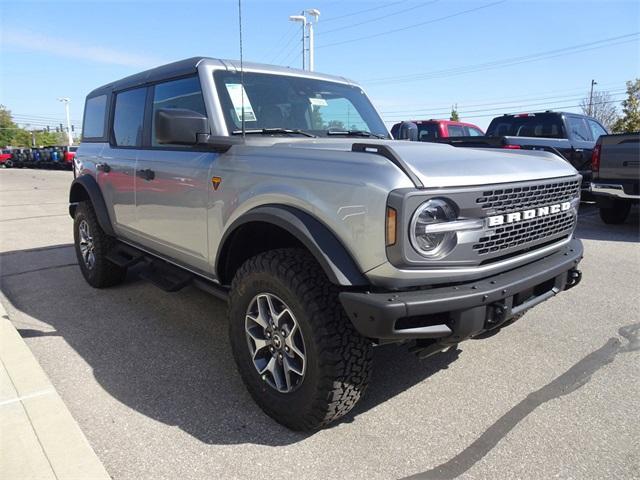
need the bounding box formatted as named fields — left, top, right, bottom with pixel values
left=0, top=105, right=18, bottom=147
left=612, top=79, right=640, bottom=133
left=450, top=104, right=460, bottom=122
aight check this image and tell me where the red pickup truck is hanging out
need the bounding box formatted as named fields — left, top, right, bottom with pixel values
left=391, top=119, right=484, bottom=141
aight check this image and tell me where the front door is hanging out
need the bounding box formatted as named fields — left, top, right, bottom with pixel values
left=133, top=75, right=213, bottom=273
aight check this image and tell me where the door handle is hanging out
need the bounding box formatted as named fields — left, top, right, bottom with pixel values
left=137, top=168, right=155, bottom=181
left=96, top=162, right=111, bottom=173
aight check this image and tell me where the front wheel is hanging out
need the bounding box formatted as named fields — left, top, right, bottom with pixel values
left=228, top=249, right=373, bottom=431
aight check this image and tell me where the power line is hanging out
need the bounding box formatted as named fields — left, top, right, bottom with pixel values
left=380, top=98, right=626, bottom=122
left=269, top=24, right=300, bottom=64
left=317, top=1, right=439, bottom=36
left=380, top=88, right=627, bottom=116
left=317, top=0, right=506, bottom=49
left=321, top=0, right=407, bottom=24
left=377, top=82, right=626, bottom=113
left=365, top=33, right=640, bottom=84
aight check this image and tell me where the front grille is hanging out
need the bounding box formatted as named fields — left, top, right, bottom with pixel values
left=473, top=210, right=575, bottom=255
left=476, top=179, right=580, bottom=215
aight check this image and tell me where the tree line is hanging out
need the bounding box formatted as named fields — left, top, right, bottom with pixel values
left=0, top=105, right=70, bottom=148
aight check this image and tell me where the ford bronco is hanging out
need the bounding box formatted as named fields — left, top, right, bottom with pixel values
left=70, top=57, right=583, bottom=430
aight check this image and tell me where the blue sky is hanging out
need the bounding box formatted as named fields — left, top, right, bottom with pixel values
left=1, top=0, right=638, bottom=132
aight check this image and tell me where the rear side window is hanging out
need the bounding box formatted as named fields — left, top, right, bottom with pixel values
left=486, top=114, right=564, bottom=138
left=113, top=88, right=147, bottom=147
left=468, top=127, right=483, bottom=136
left=83, top=95, right=107, bottom=139
left=587, top=119, right=607, bottom=140
left=152, top=76, right=207, bottom=146
left=567, top=116, right=591, bottom=141
left=447, top=125, right=465, bottom=137
left=417, top=123, right=439, bottom=141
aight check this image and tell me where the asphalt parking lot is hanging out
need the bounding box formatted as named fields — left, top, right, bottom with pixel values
left=0, top=168, right=638, bottom=480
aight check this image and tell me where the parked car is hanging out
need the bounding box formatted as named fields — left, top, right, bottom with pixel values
left=71, top=57, right=583, bottom=431
left=390, top=119, right=484, bottom=141
left=63, top=146, right=78, bottom=169
left=590, top=132, right=639, bottom=224
left=0, top=149, right=12, bottom=167
left=435, top=111, right=608, bottom=190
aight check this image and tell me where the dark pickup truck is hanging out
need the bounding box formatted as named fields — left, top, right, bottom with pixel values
left=435, top=112, right=608, bottom=190
left=590, top=132, right=640, bottom=224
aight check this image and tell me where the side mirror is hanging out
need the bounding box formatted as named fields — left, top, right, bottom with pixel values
left=155, top=108, right=209, bottom=145
left=397, top=121, right=418, bottom=141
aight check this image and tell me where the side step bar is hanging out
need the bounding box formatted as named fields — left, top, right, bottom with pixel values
left=138, top=259, right=193, bottom=292
left=106, top=241, right=229, bottom=299
left=106, top=243, right=145, bottom=268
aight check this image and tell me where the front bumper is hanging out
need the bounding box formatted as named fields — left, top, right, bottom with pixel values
left=590, top=182, right=640, bottom=200
left=340, top=238, right=583, bottom=343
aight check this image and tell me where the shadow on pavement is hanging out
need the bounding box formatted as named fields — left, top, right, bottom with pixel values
left=1, top=206, right=634, bottom=447
left=0, top=245, right=458, bottom=447
left=575, top=203, right=639, bottom=243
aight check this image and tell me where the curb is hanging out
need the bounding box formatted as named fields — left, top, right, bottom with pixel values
left=0, top=300, right=111, bottom=480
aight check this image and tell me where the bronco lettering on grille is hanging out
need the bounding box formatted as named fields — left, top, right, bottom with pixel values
left=487, top=201, right=571, bottom=227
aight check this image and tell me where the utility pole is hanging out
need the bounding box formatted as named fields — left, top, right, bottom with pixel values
left=305, top=9, right=320, bottom=71
left=588, top=79, right=597, bottom=116
left=58, top=97, right=73, bottom=146
left=289, top=15, right=307, bottom=70
left=289, top=9, right=320, bottom=71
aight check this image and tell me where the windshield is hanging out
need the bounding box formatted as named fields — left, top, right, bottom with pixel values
left=214, top=71, right=389, bottom=138
left=486, top=113, right=564, bottom=138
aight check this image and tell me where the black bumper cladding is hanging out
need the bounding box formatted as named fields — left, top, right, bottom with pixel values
left=340, top=239, right=583, bottom=345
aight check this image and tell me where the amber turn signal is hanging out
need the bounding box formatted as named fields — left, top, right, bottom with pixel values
left=386, top=207, right=397, bottom=246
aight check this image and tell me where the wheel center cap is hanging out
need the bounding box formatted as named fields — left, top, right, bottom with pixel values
left=272, top=334, right=282, bottom=349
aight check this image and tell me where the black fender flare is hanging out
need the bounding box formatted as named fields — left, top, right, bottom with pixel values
left=68, top=175, right=115, bottom=236
left=216, top=205, right=369, bottom=287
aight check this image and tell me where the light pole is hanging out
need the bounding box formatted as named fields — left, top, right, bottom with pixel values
left=305, top=9, right=320, bottom=71
left=57, top=97, right=73, bottom=146
left=289, top=15, right=307, bottom=70
left=588, top=79, right=597, bottom=116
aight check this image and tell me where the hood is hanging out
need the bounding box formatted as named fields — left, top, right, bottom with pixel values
left=268, top=138, right=578, bottom=188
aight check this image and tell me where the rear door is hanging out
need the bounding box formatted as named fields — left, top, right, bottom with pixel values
left=565, top=115, right=594, bottom=177
left=99, top=87, right=147, bottom=235
left=133, top=75, right=214, bottom=273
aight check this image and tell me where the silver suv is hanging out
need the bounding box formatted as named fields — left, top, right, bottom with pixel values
left=70, top=57, right=583, bottom=430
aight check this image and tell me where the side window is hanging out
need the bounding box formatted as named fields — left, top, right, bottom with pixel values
left=567, top=116, right=591, bottom=141
left=587, top=119, right=607, bottom=140
left=83, top=95, right=107, bottom=139
left=152, top=76, right=207, bottom=146
left=112, top=88, right=146, bottom=147
left=468, top=127, right=483, bottom=136
left=447, top=125, right=465, bottom=136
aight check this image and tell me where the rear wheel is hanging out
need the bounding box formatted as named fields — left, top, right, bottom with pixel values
left=228, top=248, right=373, bottom=431
left=73, top=201, right=127, bottom=288
left=599, top=200, right=631, bottom=224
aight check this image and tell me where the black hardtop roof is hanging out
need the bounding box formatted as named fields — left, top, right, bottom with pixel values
left=87, top=57, right=208, bottom=97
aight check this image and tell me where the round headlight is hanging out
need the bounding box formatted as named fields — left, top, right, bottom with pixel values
left=410, top=199, right=457, bottom=257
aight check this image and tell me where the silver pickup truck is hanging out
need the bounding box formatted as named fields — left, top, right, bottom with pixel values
left=590, top=132, right=640, bottom=224
left=70, top=57, right=583, bottom=430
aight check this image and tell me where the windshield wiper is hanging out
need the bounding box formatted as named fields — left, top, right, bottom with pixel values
left=326, top=129, right=386, bottom=139
left=232, top=128, right=316, bottom=138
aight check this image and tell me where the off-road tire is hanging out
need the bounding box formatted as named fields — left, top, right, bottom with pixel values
left=228, top=248, right=373, bottom=431
left=73, top=201, right=127, bottom=288
left=599, top=200, right=631, bottom=224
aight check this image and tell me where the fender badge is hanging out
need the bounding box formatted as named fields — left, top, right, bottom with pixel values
left=212, top=176, right=222, bottom=191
